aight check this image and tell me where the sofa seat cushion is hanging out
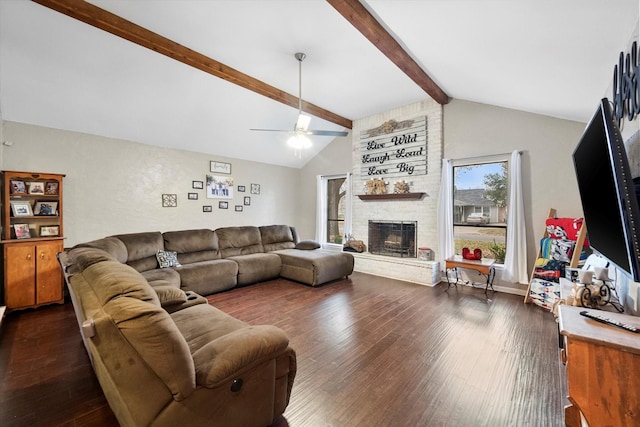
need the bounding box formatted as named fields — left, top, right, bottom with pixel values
left=227, top=253, right=282, bottom=286
left=171, top=303, right=250, bottom=353
left=271, top=249, right=354, bottom=286
left=174, top=259, right=238, bottom=296
left=141, top=268, right=181, bottom=288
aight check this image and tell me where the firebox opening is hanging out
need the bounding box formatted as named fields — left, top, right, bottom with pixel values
left=368, top=220, right=417, bottom=258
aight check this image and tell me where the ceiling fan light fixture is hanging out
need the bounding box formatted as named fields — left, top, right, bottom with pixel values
left=287, top=133, right=312, bottom=150
left=295, top=113, right=311, bottom=131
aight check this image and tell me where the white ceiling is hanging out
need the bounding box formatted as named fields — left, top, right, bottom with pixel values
left=1, top=0, right=638, bottom=168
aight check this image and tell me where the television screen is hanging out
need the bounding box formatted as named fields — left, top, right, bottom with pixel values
left=572, top=98, right=640, bottom=282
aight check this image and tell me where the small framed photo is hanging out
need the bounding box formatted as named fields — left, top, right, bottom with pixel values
left=45, top=182, right=59, bottom=195
left=244, top=196, right=251, bottom=206
left=219, top=201, right=228, bottom=209
left=188, top=193, right=198, bottom=200
left=14, top=224, right=31, bottom=239
left=162, top=194, right=177, bottom=207
left=10, top=180, right=27, bottom=194
left=210, top=161, right=231, bottom=174
left=39, top=225, right=59, bottom=237
left=238, top=185, right=246, bottom=192
left=27, top=181, right=45, bottom=195
left=250, top=183, right=260, bottom=195
left=235, top=205, right=243, bottom=212
left=34, top=201, right=58, bottom=215
left=192, top=180, right=204, bottom=189
left=203, top=205, right=213, bottom=212
left=10, top=201, right=33, bottom=217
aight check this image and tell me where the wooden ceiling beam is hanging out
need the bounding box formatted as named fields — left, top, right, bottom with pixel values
left=327, top=0, right=450, bottom=105
left=31, top=0, right=353, bottom=129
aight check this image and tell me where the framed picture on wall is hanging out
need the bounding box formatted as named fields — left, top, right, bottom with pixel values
left=192, top=180, right=204, bottom=189
left=235, top=205, right=243, bottom=212
left=238, top=185, right=246, bottom=192
left=219, top=201, right=228, bottom=209
left=188, top=193, right=198, bottom=200
left=250, top=183, right=260, bottom=195
left=203, top=205, right=213, bottom=212
left=244, top=196, right=251, bottom=206
left=210, top=161, right=231, bottom=174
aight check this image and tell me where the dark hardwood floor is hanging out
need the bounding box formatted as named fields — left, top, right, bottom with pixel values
left=0, top=272, right=567, bottom=426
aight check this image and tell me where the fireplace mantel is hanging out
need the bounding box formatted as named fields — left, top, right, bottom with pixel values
left=357, top=192, right=426, bottom=201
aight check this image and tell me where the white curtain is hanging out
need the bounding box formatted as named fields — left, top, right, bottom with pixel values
left=503, top=150, right=528, bottom=283
left=315, top=175, right=326, bottom=244
left=437, top=158, right=455, bottom=268
left=343, top=172, right=352, bottom=241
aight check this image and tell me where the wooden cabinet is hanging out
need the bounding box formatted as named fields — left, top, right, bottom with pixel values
left=2, top=171, right=65, bottom=310
left=4, top=240, right=64, bottom=309
left=558, top=305, right=640, bottom=427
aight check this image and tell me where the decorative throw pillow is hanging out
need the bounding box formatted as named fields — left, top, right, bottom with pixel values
left=156, top=250, right=181, bottom=268
left=295, top=240, right=321, bottom=250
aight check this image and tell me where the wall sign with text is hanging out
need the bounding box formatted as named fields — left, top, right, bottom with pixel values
left=359, top=116, right=427, bottom=178
left=613, top=40, right=640, bottom=124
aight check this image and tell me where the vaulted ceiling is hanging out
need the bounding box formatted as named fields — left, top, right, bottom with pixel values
left=1, top=0, right=638, bottom=168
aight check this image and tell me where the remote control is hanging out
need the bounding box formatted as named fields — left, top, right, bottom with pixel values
left=579, top=310, right=640, bottom=333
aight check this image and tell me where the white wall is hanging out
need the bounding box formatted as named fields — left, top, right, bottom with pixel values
left=296, top=134, right=353, bottom=240
left=444, top=99, right=587, bottom=280
left=1, top=121, right=302, bottom=247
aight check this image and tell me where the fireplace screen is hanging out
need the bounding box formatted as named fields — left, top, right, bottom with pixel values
left=368, top=220, right=417, bottom=258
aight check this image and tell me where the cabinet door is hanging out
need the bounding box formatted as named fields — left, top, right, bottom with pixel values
left=4, top=244, right=36, bottom=308
left=35, top=241, right=63, bottom=305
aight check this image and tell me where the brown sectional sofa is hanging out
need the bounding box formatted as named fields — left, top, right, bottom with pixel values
left=58, top=225, right=353, bottom=427
left=76, top=224, right=354, bottom=296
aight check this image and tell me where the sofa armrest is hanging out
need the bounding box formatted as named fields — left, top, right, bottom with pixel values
left=192, top=325, right=289, bottom=386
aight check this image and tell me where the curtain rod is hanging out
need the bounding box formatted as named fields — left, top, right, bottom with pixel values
left=450, top=150, right=522, bottom=165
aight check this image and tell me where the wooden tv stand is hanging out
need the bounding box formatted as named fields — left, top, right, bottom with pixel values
left=557, top=305, right=640, bottom=426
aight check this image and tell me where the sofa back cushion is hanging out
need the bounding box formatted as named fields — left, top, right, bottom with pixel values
left=260, top=225, right=297, bottom=252
left=75, top=236, right=129, bottom=264
left=216, top=226, right=265, bottom=257
left=114, top=232, right=164, bottom=272
left=103, top=296, right=196, bottom=401
left=163, top=229, right=221, bottom=264
left=82, top=260, right=161, bottom=307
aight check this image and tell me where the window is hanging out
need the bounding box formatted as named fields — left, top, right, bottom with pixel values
left=452, top=158, right=508, bottom=263
left=317, top=174, right=352, bottom=248
left=326, top=177, right=346, bottom=244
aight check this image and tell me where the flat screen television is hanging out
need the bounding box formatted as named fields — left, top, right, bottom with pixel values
left=572, top=98, right=640, bottom=282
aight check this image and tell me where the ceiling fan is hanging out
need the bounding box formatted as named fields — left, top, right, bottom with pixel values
left=250, top=52, right=349, bottom=149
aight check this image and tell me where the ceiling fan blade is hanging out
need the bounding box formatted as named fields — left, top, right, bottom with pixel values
left=249, top=128, right=294, bottom=133
left=306, top=129, right=349, bottom=137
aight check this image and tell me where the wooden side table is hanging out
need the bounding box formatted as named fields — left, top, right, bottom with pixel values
left=445, top=255, right=496, bottom=293
left=558, top=305, right=640, bottom=427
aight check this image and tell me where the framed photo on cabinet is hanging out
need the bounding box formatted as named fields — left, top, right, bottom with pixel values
left=39, top=225, right=59, bottom=237
left=13, top=224, right=31, bottom=239
left=34, top=201, right=58, bottom=215
left=27, top=181, right=45, bottom=195
left=45, top=182, right=59, bottom=195
left=10, top=201, right=33, bottom=217
left=10, top=180, right=27, bottom=194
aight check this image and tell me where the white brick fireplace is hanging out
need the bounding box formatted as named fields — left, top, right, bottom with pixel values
left=350, top=100, right=443, bottom=286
